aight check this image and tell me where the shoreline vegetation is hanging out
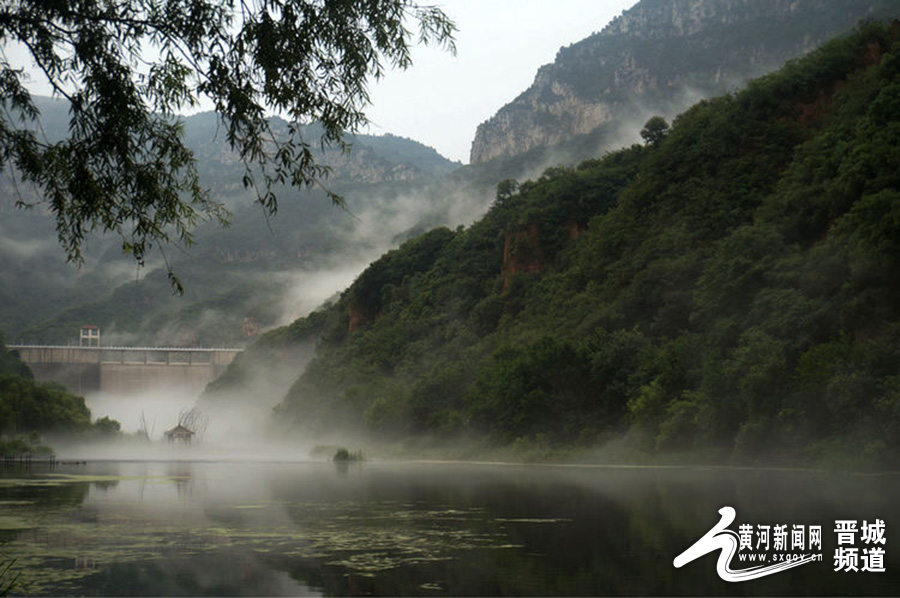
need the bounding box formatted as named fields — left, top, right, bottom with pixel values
left=3, top=451, right=895, bottom=475
left=348, top=437, right=899, bottom=473
left=7, top=435, right=891, bottom=474
left=0, top=435, right=54, bottom=461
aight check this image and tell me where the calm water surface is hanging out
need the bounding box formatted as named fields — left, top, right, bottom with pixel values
left=0, top=460, right=898, bottom=596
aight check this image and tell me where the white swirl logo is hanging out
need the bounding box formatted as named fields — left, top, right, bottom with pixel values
left=674, top=507, right=818, bottom=582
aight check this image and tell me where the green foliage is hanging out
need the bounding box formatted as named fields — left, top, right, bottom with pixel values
left=348, top=227, right=456, bottom=319
left=0, top=333, right=121, bottom=439
left=467, top=331, right=648, bottom=444
left=639, top=116, right=669, bottom=146
left=231, top=22, right=900, bottom=466
left=0, top=376, right=92, bottom=434
left=0, top=435, right=54, bottom=458
left=0, top=331, right=31, bottom=379
left=0, top=0, right=455, bottom=289
left=332, top=447, right=364, bottom=462
left=93, top=416, right=122, bottom=437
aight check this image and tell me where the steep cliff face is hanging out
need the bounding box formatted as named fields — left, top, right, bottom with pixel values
left=470, top=0, right=898, bottom=164
left=501, top=223, right=546, bottom=292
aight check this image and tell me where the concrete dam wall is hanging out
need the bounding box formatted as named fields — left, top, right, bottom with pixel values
left=9, top=346, right=241, bottom=396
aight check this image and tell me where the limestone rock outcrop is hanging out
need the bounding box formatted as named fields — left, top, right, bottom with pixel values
left=470, top=0, right=896, bottom=164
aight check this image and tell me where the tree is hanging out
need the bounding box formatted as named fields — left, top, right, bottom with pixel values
left=495, top=178, right=519, bottom=203
left=0, top=331, right=32, bottom=379
left=137, top=411, right=156, bottom=443
left=0, top=0, right=456, bottom=291
left=93, top=415, right=121, bottom=436
left=640, top=115, right=669, bottom=146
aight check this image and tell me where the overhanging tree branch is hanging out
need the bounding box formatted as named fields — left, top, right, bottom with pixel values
left=0, top=0, right=456, bottom=291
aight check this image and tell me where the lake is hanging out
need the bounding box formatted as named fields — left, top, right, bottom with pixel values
left=0, top=460, right=897, bottom=595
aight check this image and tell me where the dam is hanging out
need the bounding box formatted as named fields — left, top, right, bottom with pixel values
left=8, top=345, right=241, bottom=396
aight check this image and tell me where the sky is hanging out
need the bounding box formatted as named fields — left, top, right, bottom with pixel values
left=363, top=0, right=638, bottom=163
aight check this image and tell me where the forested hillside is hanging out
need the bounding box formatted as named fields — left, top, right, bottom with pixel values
left=3, top=104, right=462, bottom=347
left=208, top=22, right=900, bottom=467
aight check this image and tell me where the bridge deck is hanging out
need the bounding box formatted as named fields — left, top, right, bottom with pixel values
left=8, top=345, right=242, bottom=366
left=8, top=345, right=243, bottom=395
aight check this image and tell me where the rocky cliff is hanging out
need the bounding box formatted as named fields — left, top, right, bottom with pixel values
left=469, top=0, right=898, bottom=164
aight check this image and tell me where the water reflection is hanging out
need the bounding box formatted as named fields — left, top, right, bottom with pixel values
left=0, top=461, right=897, bottom=596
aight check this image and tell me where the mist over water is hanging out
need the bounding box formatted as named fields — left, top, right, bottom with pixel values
left=58, top=434, right=327, bottom=464
left=73, top=381, right=298, bottom=462
left=85, top=388, right=196, bottom=437
left=3, top=460, right=899, bottom=596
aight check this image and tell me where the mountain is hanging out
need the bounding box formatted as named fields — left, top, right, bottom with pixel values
left=180, top=111, right=460, bottom=187
left=470, top=0, right=899, bottom=165
left=205, top=20, right=900, bottom=466
left=2, top=100, right=463, bottom=347
left=11, top=0, right=898, bottom=349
